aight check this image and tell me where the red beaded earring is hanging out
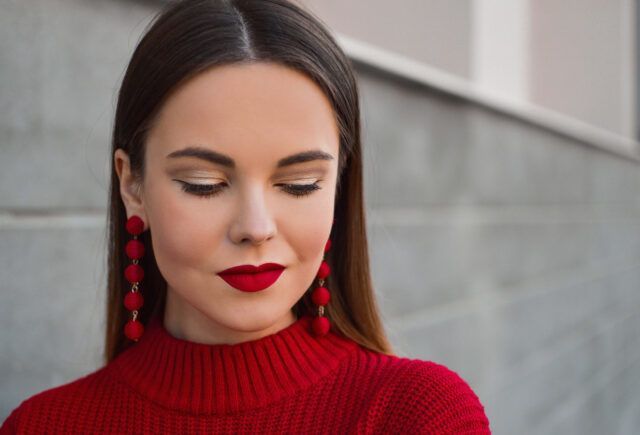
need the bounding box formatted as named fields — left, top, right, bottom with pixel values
left=123, top=215, right=145, bottom=341
left=310, top=218, right=335, bottom=336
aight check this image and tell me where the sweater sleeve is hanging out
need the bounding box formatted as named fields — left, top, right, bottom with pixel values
left=377, top=360, right=492, bottom=434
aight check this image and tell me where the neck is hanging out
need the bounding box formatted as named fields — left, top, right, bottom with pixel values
left=162, top=292, right=298, bottom=345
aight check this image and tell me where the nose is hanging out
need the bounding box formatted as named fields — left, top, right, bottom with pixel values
left=228, top=185, right=276, bottom=245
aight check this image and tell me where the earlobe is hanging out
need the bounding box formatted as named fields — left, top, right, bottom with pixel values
left=114, top=148, right=147, bottom=226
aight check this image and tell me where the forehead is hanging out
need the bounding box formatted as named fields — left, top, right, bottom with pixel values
left=147, top=62, right=339, bottom=166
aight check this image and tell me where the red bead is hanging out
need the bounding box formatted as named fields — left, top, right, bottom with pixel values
left=317, top=261, right=330, bottom=279
left=124, top=291, right=144, bottom=311
left=125, top=263, right=144, bottom=283
left=324, top=239, right=331, bottom=253
left=311, top=286, right=330, bottom=305
left=124, top=319, right=144, bottom=341
left=126, top=215, right=144, bottom=235
left=311, top=316, right=330, bottom=336
left=125, top=239, right=145, bottom=259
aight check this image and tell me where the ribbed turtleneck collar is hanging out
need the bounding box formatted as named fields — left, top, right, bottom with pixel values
left=110, top=314, right=361, bottom=415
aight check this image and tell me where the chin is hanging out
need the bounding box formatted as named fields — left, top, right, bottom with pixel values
left=207, top=306, right=291, bottom=332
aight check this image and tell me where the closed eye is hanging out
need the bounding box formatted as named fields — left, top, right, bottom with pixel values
left=175, top=180, right=321, bottom=198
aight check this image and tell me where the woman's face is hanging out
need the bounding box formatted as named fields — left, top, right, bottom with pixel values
left=114, top=62, right=339, bottom=344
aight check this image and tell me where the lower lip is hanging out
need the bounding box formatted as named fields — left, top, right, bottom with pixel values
left=218, top=269, right=285, bottom=292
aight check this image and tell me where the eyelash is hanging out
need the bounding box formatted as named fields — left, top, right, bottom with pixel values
left=176, top=180, right=322, bottom=198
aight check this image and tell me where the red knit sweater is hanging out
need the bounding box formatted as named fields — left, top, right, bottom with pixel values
left=1, top=314, right=491, bottom=434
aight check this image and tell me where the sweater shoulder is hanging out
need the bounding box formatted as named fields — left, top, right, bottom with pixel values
left=358, top=352, right=492, bottom=434
left=0, top=364, right=113, bottom=434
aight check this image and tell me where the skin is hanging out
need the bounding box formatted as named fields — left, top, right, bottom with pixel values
left=114, top=62, right=339, bottom=345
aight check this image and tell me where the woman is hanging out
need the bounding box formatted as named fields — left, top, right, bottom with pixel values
left=1, top=0, right=491, bottom=433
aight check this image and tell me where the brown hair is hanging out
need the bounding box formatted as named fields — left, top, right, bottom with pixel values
left=104, top=0, right=395, bottom=364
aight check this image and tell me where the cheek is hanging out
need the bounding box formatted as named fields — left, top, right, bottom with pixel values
left=146, top=185, right=225, bottom=271
left=291, top=217, right=329, bottom=262
left=282, top=214, right=330, bottom=299
left=281, top=191, right=334, bottom=263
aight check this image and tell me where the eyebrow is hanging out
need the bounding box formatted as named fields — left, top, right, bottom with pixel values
left=166, top=145, right=334, bottom=169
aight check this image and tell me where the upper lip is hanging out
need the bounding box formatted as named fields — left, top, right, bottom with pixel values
left=218, top=263, right=285, bottom=275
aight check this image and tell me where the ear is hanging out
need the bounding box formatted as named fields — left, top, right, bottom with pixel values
left=114, top=148, right=148, bottom=229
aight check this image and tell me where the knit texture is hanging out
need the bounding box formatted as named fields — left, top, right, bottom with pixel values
left=1, top=314, right=491, bottom=434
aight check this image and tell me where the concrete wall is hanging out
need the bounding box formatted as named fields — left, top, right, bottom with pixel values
left=301, top=0, right=638, bottom=139
left=301, top=0, right=473, bottom=79
left=2, top=1, right=640, bottom=433
left=529, top=0, right=638, bottom=140
left=359, top=64, right=640, bottom=434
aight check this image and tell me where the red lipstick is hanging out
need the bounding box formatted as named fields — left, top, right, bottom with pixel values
left=218, top=263, right=285, bottom=292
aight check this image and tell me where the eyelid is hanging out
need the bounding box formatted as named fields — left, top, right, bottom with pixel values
left=278, top=168, right=328, bottom=178
left=168, top=166, right=327, bottom=176
left=181, top=175, right=321, bottom=184
left=176, top=179, right=322, bottom=199
left=174, top=178, right=323, bottom=188
left=279, top=177, right=319, bottom=183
